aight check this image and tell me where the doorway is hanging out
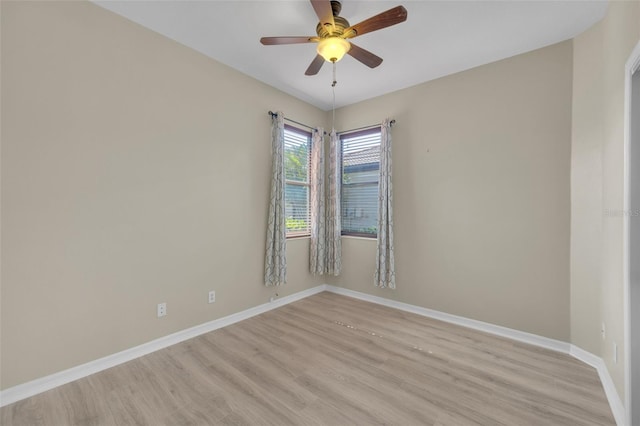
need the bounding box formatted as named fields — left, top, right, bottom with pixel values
left=625, top=41, right=640, bottom=426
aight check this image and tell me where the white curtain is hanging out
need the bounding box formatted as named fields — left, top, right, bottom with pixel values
left=309, top=128, right=326, bottom=274
left=374, top=119, right=395, bottom=288
left=326, top=130, right=342, bottom=275
left=264, top=112, right=287, bottom=286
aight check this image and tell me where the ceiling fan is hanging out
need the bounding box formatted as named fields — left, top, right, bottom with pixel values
left=260, top=0, right=408, bottom=76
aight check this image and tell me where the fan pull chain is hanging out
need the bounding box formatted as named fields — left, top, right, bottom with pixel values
left=332, top=61, right=337, bottom=131
left=332, top=60, right=337, bottom=88
left=332, top=85, right=336, bottom=132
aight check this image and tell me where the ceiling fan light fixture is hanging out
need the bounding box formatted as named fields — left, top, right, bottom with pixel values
left=317, top=37, right=351, bottom=62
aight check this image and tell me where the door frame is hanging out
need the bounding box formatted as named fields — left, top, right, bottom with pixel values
left=624, top=39, right=640, bottom=426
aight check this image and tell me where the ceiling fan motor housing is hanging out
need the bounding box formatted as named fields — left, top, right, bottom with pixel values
left=316, top=15, right=351, bottom=38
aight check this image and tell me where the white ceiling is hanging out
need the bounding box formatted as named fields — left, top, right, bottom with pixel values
left=94, top=0, right=607, bottom=111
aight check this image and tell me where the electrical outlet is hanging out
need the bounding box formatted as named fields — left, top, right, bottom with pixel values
left=157, top=302, right=167, bottom=318
left=208, top=290, right=216, bottom=304
left=601, top=322, right=606, bottom=339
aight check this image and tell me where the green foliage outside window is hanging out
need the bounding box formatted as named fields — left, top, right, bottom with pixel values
left=284, top=144, right=308, bottom=182
left=286, top=217, right=308, bottom=231
left=284, top=127, right=311, bottom=236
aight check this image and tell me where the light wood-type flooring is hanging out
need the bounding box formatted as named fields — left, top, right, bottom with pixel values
left=1, top=292, right=615, bottom=425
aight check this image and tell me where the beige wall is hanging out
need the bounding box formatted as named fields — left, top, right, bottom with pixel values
left=3, top=0, right=635, bottom=404
left=571, top=0, right=640, bottom=400
left=0, top=1, right=326, bottom=390
left=571, top=18, right=605, bottom=357
left=328, top=41, right=573, bottom=342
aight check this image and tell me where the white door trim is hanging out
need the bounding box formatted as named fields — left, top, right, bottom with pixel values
left=623, top=39, right=640, bottom=426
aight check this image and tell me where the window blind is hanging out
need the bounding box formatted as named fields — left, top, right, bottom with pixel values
left=341, top=128, right=381, bottom=237
left=284, top=125, right=311, bottom=236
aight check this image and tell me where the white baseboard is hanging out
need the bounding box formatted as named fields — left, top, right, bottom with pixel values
left=570, top=345, right=627, bottom=426
left=324, top=285, right=571, bottom=353
left=2, top=283, right=626, bottom=426
left=324, top=285, right=626, bottom=426
left=0, top=284, right=327, bottom=408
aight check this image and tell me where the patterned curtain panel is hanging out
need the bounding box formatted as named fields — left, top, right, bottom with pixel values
left=309, top=128, right=326, bottom=274
left=326, top=130, right=342, bottom=275
left=264, top=112, right=287, bottom=286
left=374, top=119, right=395, bottom=288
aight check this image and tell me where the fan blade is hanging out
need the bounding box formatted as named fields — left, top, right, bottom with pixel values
left=260, top=36, right=316, bottom=45
left=347, top=43, right=383, bottom=68
left=344, top=6, right=407, bottom=38
left=305, top=55, right=325, bottom=76
left=310, top=0, right=335, bottom=28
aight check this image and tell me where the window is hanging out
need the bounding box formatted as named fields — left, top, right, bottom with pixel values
left=284, top=125, right=311, bottom=237
left=341, top=127, right=381, bottom=237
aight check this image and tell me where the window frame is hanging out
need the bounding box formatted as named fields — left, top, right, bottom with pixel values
left=284, top=124, right=312, bottom=239
left=339, top=127, right=382, bottom=239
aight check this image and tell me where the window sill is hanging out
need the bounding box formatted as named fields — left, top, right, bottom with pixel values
left=341, top=235, right=377, bottom=241
left=286, top=234, right=311, bottom=240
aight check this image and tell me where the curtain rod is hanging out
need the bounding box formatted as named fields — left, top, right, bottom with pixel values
left=268, top=111, right=327, bottom=135
left=268, top=111, right=395, bottom=135
left=340, top=119, right=396, bottom=135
